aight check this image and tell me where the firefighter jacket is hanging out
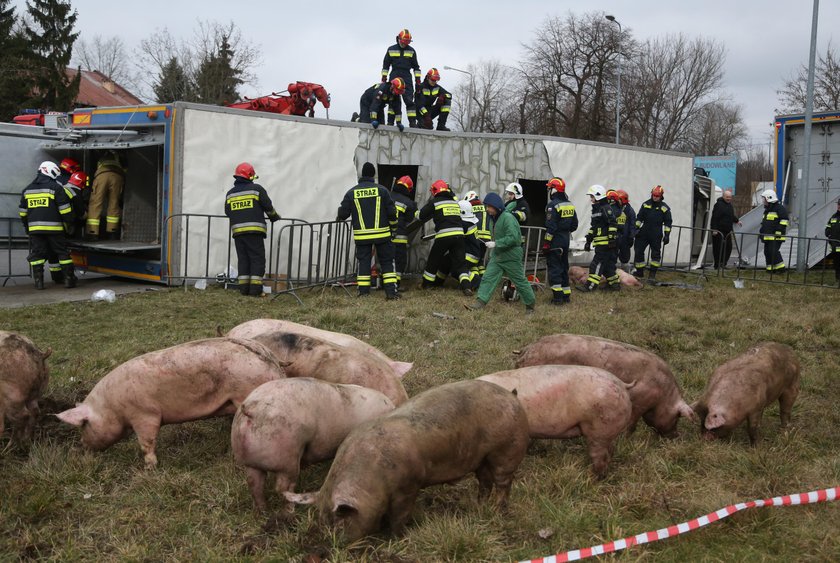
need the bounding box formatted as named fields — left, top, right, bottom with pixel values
left=635, top=198, right=672, bottom=240
left=381, top=42, right=420, bottom=83
left=544, top=192, right=578, bottom=247
left=64, top=183, right=86, bottom=219
left=587, top=199, right=618, bottom=247
left=365, top=82, right=403, bottom=123
left=417, top=191, right=463, bottom=239
left=711, top=197, right=739, bottom=235
left=337, top=176, right=397, bottom=243
left=620, top=203, right=637, bottom=242
left=415, top=79, right=451, bottom=117
left=390, top=184, right=417, bottom=244
left=825, top=210, right=840, bottom=249
left=224, top=177, right=280, bottom=238
left=506, top=198, right=530, bottom=225
left=19, top=173, right=73, bottom=234
left=463, top=219, right=482, bottom=265
left=760, top=201, right=789, bottom=242
left=472, top=202, right=492, bottom=241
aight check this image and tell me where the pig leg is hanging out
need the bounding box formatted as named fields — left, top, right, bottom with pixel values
left=587, top=439, right=613, bottom=480
left=387, top=488, right=419, bottom=536
left=245, top=467, right=268, bottom=512
left=477, top=461, right=515, bottom=508
left=133, top=417, right=162, bottom=469
left=745, top=412, right=762, bottom=446
left=273, top=467, right=299, bottom=515
left=779, top=386, right=799, bottom=428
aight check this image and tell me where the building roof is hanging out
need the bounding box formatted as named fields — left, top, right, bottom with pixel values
left=67, top=69, right=143, bottom=108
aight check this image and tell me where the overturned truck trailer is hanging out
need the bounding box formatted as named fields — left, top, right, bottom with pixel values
left=0, top=103, right=695, bottom=285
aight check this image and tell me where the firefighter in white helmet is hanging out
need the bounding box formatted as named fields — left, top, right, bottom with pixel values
left=579, top=184, right=619, bottom=292
left=759, top=188, right=788, bottom=273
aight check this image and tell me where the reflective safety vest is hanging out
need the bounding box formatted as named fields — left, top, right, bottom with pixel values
left=381, top=42, right=420, bottom=82
left=416, top=80, right=452, bottom=116
left=544, top=193, right=578, bottom=247
left=224, top=178, right=280, bottom=237
left=588, top=200, right=618, bottom=247
left=472, top=203, right=492, bottom=240
left=390, top=188, right=417, bottom=244
left=19, top=174, right=73, bottom=234
left=760, top=202, right=789, bottom=242
left=417, top=192, right=463, bottom=239
left=337, top=178, right=397, bottom=242
left=635, top=198, right=672, bottom=239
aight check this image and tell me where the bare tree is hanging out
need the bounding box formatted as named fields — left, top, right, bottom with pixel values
left=449, top=60, right=520, bottom=133
left=621, top=34, right=727, bottom=151
left=135, top=27, right=194, bottom=101
left=74, top=35, right=137, bottom=88
left=681, top=100, right=747, bottom=155
left=518, top=11, right=628, bottom=141
left=777, top=42, right=840, bottom=114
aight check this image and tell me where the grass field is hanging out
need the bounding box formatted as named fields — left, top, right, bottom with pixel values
left=1, top=273, right=839, bottom=562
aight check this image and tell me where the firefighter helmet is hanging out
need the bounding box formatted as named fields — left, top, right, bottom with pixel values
left=458, top=200, right=478, bottom=223
left=390, top=77, right=406, bottom=96
left=616, top=189, right=629, bottom=206
left=38, top=161, right=61, bottom=180
left=501, top=279, right=520, bottom=302
left=761, top=188, right=778, bottom=203
left=606, top=189, right=621, bottom=203
left=67, top=171, right=88, bottom=189
left=234, top=162, right=257, bottom=180
left=426, top=68, right=440, bottom=82
left=546, top=177, right=566, bottom=194
left=60, top=157, right=80, bottom=174
left=651, top=185, right=664, bottom=198
left=430, top=179, right=450, bottom=196
left=396, top=175, right=414, bottom=191
left=587, top=184, right=607, bottom=201
left=504, top=182, right=524, bottom=199
left=462, top=190, right=480, bottom=203
left=397, top=29, right=412, bottom=45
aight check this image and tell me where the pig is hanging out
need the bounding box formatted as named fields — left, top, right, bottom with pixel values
left=515, top=334, right=695, bottom=436
left=478, top=365, right=633, bottom=478
left=226, top=319, right=412, bottom=375
left=231, top=378, right=395, bottom=512
left=244, top=332, right=409, bottom=406
left=0, top=331, right=51, bottom=445
left=284, top=380, right=529, bottom=542
left=56, top=337, right=285, bottom=468
left=569, top=266, right=643, bottom=289
left=692, top=342, right=800, bottom=445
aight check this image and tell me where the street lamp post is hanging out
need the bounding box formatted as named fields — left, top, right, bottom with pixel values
left=443, top=65, right=474, bottom=132
left=605, top=15, right=622, bottom=145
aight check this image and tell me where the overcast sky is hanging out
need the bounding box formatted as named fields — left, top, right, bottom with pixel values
left=15, top=0, right=838, bottom=150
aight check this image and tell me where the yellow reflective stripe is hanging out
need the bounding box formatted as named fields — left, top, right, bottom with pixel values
left=766, top=212, right=778, bottom=220
left=435, top=229, right=464, bottom=239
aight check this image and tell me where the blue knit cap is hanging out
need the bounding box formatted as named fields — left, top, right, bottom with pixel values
left=483, top=191, right=504, bottom=212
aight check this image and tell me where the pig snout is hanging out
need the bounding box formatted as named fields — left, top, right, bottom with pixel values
left=704, top=412, right=726, bottom=431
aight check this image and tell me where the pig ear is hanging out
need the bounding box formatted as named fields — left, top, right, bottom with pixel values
left=284, top=491, right=317, bottom=505
left=56, top=404, right=93, bottom=426
left=388, top=361, right=412, bottom=379
left=42, top=347, right=53, bottom=360
left=333, top=498, right=358, bottom=518
left=678, top=402, right=698, bottom=422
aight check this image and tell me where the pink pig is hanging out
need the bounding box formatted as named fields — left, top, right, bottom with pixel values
left=0, top=331, right=51, bottom=445
left=57, top=338, right=285, bottom=468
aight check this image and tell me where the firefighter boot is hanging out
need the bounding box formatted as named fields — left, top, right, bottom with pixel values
left=32, top=265, right=45, bottom=290
left=648, top=269, right=658, bottom=282
left=239, top=281, right=250, bottom=296
left=249, top=282, right=263, bottom=297
left=49, top=266, right=65, bottom=285
left=436, top=113, right=450, bottom=132
left=62, top=264, right=77, bottom=289
left=550, top=290, right=565, bottom=305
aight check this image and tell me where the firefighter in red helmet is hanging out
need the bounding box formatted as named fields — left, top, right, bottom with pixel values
left=389, top=175, right=418, bottom=289
left=224, top=162, right=280, bottom=296
left=633, top=185, right=672, bottom=281
left=381, top=29, right=421, bottom=127
left=416, top=180, right=472, bottom=294
left=416, top=67, right=452, bottom=131
left=356, top=78, right=407, bottom=131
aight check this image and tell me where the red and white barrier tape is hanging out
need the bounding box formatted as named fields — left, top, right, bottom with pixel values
left=521, top=486, right=839, bottom=563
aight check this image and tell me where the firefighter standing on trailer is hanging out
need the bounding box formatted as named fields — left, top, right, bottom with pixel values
left=381, top=29, right=421, bottom=127
left=633, top=185, right=672, bottom=281
left=337, top=162, right=400, bottom=299
left=224, top=162, right=280, bottom=297
left=543, top=177, right=578, bottom=304
left=759, top=188, right=789, bottom=273
left=463, top=191, right=491, bottom=286
left=416, top=180, right=472, bottom=294
left=580, top=184, right=620, bottom=292
left=415, top=68, right=451, bottom=131
left=358, top=78, right=407, bottom=131
left=390, top=175, right=418, bottom=290
left=86, top=151, right=125, bottom=240
left=19, top=161, right=76, bottom=290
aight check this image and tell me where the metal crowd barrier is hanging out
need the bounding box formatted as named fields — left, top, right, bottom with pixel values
left=0, top=217, right=31, bottom=286
left=271, top=219, right=356, bottom=304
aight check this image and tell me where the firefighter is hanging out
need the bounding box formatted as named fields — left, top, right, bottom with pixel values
left=416, top=179, right=472, bottom=295
left=503, top=182, right=529, bottom=225
left=46, top=160, right=84, bottom=282
left=459, top=200, right=482, bottom=287
left=381, top=29, right=421, bottom=127
left=463, top=190, right=490, bottom=287
left=415, top=68, right=451, bottom=131
left=357, top=78, right=406, bottom=131
left=633, top=185, right=672, bottom=281
left=337, top=162, right=399, bottom=299
left=57, top=157, right=80, bottom=186
left=19, top=161, right=75, bottom=290
left=825, top=197, right=840, bottom=287
left=64, top=171, right=88, bottom=235
left=616, top=189, right=636, bottom=270
left=86, top=151, right=125, bottom=240
left=543, top=177, right=578, bottom=304
left=579, top=184, right=619, bottom=292
left=224, top=162, right=280, bottom=297
left=390, top=175, right=418, bottom=289
left=465, top=192, right=536, bottom=314
left=759, top=188, right=788, bottom=273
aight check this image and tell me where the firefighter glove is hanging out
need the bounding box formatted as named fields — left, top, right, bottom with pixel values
left=584, top=241, right=592, bottom=252
left=663, top=233, right=670, bottom=245
left=484, top=241, right=496, bottom=249
left=371, top=120, right=379, bottom=129
left=423, top=114, right=433, bottom=129
left=397, top=122, right=405, bottom=132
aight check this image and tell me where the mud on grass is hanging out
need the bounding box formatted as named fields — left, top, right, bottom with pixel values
left=1, top=274, right=840, bottom=561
